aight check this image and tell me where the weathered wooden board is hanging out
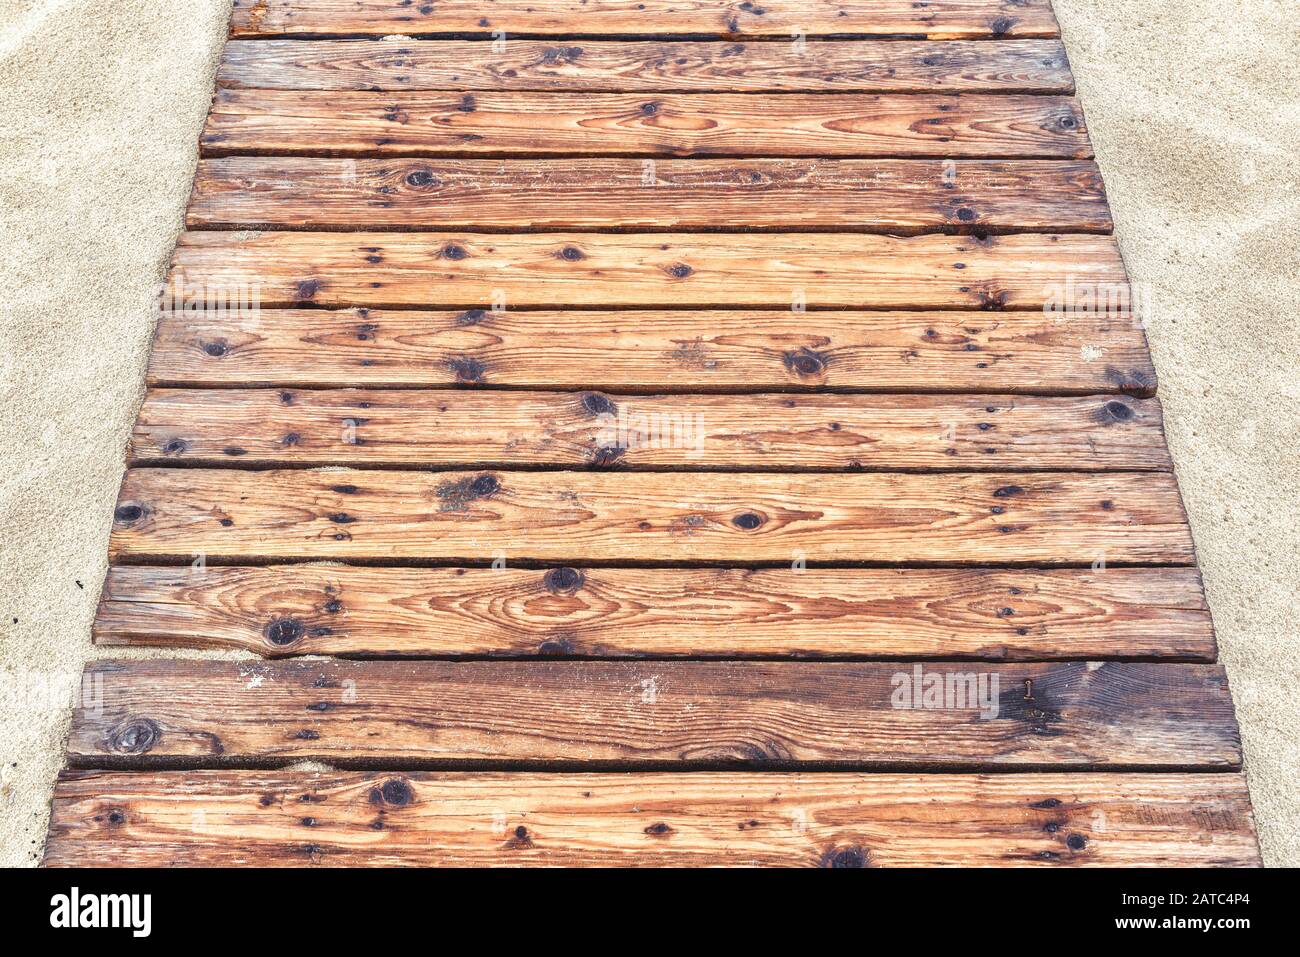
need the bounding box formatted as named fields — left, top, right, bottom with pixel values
left=108, top=469, right=1195, bottom=564
left=147, top=308, right=1159, bottom=396
left=67, top=660, right=1240, bottom=767
left=165, top=232, right=1126, bottom=309
left=228, top=1, right=1063, bottom=40
left=216, top=39, right=1076, bottom=93
left=94, top=565, right=1216, bottom=660
left=202, top=90, right=1090, bottom=158
left=44, top=770, right=1260, bottom=867
left=188, top=158, right=1111, bottom=232
left=129, top=390, right=1171, bottom=470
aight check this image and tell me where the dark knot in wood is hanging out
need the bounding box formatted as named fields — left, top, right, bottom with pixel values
left=108, top=717, right=160, bottom=755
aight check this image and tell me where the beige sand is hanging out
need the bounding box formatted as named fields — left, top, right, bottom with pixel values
left=0, top=0, right=1295, bottom=866
left=0, top=0, right=236, bottom=866
left=1052, top=0, right=1300, bottom=866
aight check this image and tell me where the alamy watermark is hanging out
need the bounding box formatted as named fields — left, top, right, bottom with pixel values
left=50, top=888, right=151, bottom=938
left=594, top=407, right=706, bottom=452
left=1042, top=275, right=1152, bottom=323
left=0, top=668, right=103, bottom=718
left=157, top=268, right=260, bottom=317
left=890, top=665, right=1000, bottom=720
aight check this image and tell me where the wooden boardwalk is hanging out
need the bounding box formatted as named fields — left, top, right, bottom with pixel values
left=44, top=0, right=1260, bottom=867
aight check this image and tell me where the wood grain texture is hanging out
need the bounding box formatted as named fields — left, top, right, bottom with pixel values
left=228, top=0, right=1063, bottom=40
left=165, top=231, right=1126, bottom=309
left=67, top=659, right=1240, bottom=768
left=201, top=90, right=1091, bottom=158
left=107, top=468, right=1194, bottom=564
left=188, top=158, right=1112, bottom=232
left=44, top=770, right=1261, bottom=867
left=129, top=390, right=1172, bottom=471
left=94, top=565, right=1217, bottom=660
left=216, top=39, right=1076, bottom=93
left=147, top=308, right=1159, bottom=396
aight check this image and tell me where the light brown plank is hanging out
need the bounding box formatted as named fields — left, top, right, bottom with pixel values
left=128, top=390, right=1172, bottom=470
left=147, top=308, right=1159, bottom=396
left=228, top=1, right=1063, bottom=40
left=67, top=660, right=1240, bottom=768
left=187, top=158, right=1112, bottom=232
left=201, top=90, right=1091, bottom=158
left=107, top=468, right=1195, bottom=564
left=164, top=232, right=1127, bottom=309
left=216, top=39, right=1076, bottom=93
left=94, top=565, right=1217, bottom=660
left=44, top=770, right=1261, bottom=867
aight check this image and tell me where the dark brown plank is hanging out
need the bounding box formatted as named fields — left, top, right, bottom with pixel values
left=107, top=469, right=1196, bottom=564
left=228, top=1, right=1063, bottom=40
left=187, top=158, right=1112, bottom=232
left=128, top=390, right=1172, bottom=470
left=67, top=660, right=1240, bottom=768
left=44, top=770, right=1261, bottom=867
left=94, top=565, right=1217, bottom=660
left=146, top=308, right=1159, bottom=397
left=216, top=39, right=1076, bottom=93
left=164, top=232, right=1126, bottom=309
left=201, top=90, right=1091, bottom=158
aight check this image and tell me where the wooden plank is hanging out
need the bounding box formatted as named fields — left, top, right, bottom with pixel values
left=201, top=90, right=1091, bottom=158
left=165, top=232, right=1126, bottom=309
left=94, top=565, right=1217, bottom=660
left=187, top=158, right=1112, bottom=232
left=216, top=39, right=1076, bottom=93
left=107, top=468, right=1194, bottom=564
left=128, top=390, right=1172, bottom=470
left=228, top=1, right=1063, bottom=40
left=147, top=308, right=1159, bottom=396
left=44, top=770, right=1260, bottom=867
left=66, top=660, right=1240, bottom=768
